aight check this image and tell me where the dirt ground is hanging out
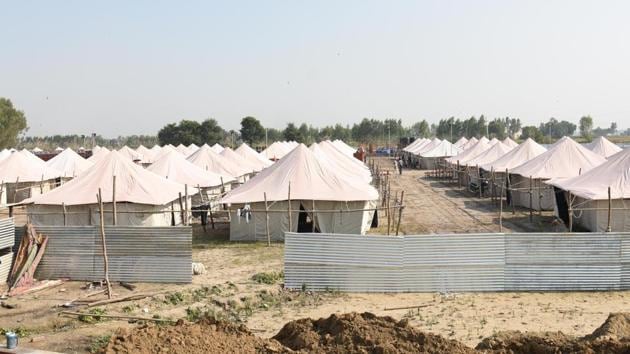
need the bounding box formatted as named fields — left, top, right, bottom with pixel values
left=0, top=156, right=625, bottom=353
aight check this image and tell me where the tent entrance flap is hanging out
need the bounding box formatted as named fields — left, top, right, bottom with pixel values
left=297, top=204, right=319, bottom=233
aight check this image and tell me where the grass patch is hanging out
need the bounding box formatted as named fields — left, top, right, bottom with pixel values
left=78, top=308, right=107, bottom=324
left=88, top=335, right=111, bottom=354
left=251, top=271, right=284, bottom=285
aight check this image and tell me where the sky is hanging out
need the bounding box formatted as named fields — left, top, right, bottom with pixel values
left=1, top=0, right=629, bottom=137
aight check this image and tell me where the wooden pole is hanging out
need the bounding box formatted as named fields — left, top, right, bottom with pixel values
left=457, top=161, right=461, bottom=188
left=312, top=199, right=316, bottom=233
left=178, top=192, right=184, bottom=225
left=0, top=180, right=4, bottom=204
left=499, top=181, right=504, bottom=232
left=606, top=186, right=612, bottom=232
left=568, top=191, right=573, bottom=232
left=507, top=169, right=515, bottom=215
left=97, top=189, right=112, bottom=299
left=184, top=184, right=189, bottom=226
left=40, top=174, right=44, bottom=194
left=112, top=175, right=117, bottom=226
left=387, top=189, right=391, bottom=236
left=478, top=165, right=482, bottom=198
left=529, top=176, right=533, bottom=222
left=287, top=182, right=292, bottom=232
left=396, top=190, right=405, bottom=236
left=13, top=177, right=19, bottom=204
left=264, top=192, right=271, bottom=246
left=62, top=202, right=67, bottom=226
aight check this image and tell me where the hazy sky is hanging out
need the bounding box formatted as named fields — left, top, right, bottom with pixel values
left=1, top=0, right=629, bottom=137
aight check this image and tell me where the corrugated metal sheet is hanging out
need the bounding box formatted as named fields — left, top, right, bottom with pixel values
left=0, top=218, right=14, bottom=250
left=284, top=233, right=403, bottom=292
left=403, top=234, right=505, bottom=292
left=285, top=232, right=630, bottom=292
left=0, top=251, right=13, bottom=284
left=15, top=225, right=192, bottom=283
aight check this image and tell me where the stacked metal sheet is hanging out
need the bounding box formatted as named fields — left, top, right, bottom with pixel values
left=0, top=218, right=15, bottom=283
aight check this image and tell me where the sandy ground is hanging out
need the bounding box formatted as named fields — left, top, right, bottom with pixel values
left=0, top=156, right=623, bottom=353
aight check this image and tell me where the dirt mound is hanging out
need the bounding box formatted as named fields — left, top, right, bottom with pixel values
left=588, top=313, right=630, bottom=340
left=101, top=318, right=288, bottom=354
left=477, top=326, right=630, bottom=354
left=273, top=312, right=475, bottom=354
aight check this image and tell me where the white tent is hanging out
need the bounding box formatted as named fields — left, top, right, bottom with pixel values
left=147, top=150, right=234, bottom=207
left=509, top=136, right=606, bottom=210
left=502, top=137, right=519, bottom=149
left=234, top=143, right=273, bottom=171
left=118, top=146, right=143, bottom=162
left=0, top=149, right=12, bottom=162
left=45, top=148, right=93, bottom=178
left=309, top=143, right=371, bottom=184
left=445, top=137, right=491, bottom=166
left=188, top=143, right=200, bottom=154
left=403, top=138, right=429, bottom=153
left=479, top=138, right=547, bottom=172
left=88, top=147, right=110, bottom=163
left=210, top=143, right=224, bottom=154
left=54, top=147, right=64, bottom=152
left=587, top=136, right=622, bottom=158
left=150, top=145, right=162, bottom=155
left=135, top=145, right=156, bottom=164
left=464, top=142, right=513, bottom=168
left=332, top=140, right=356, bottom=156
left=0, top=150, right=62, bottom=203
left=26, top=151, right=193, bottom=226
left=459, top=137, right=480, bottom=151
left=220, top=147, right=260, bottom=175
left=453, top=137, right=469, bottom=148
left=261, top=141, right=292, bottom=160
left=32, top=147, right=43, bottom=153
left=419, top=140, right=462, bottom=169
left=187, top=144, right=250, bottom=183
left=410, top=138, right=441, bottom=156
left=175, top=144, right=190, bottom=155
left=548, top=147, right=630, bottom=231
left=222, top=144, right=378, bottom=241
left=318, top=140, right=371, bottom=179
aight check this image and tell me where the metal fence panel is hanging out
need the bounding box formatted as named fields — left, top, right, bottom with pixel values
left=403, top=234, right=505, bottom=292
left=284, top=232, right=630, bottom=293
left=284, top=233, right=403, bottom=292
left=15, top=225, right=192, bottom=283
left=0, top=218, right=14, bottom=250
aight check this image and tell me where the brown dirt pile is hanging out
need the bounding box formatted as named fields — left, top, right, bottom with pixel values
left=273, top=312, right=476, bottom=354
left=101, top=318, right=288, bottom=354
left=477, top=313, right=630, bottom=354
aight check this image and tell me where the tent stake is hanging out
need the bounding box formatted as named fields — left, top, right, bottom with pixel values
left=97, top=188, right=112, bottom=299
left=264, top=192, right=270, bottom=246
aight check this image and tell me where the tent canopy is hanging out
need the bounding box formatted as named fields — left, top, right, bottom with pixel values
left=587, top=136, right=622, bottom=158
left=45, top=148, right=93, bottom=177
left=479, top=138, right=547, bottom=172
left=221, top=144, right=378, bottom=204
left=147, top=150, right=234, bottom=188
left=234, top=143, right=273, bottom=171
left=0, top=150, right=61, bottom=182
left=187, top=144, right=250, bottom=178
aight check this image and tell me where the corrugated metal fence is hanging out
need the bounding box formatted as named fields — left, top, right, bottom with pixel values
left=0, top=218, right=15, bottom=283
left=285, top=232, right=630, bottom=292
left=14, top=225, right=192, bottom=283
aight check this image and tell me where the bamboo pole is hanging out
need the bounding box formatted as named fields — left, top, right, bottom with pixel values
left=184, top=184, right=189, bottom=226
left=178, top=192, right=184, bottom=225
left=312, top=199, right=316, bottom=233
left=457, top=161, right=461, bottom=188
left=507, top=169, right=515, bottom=215
left=395, top=191, right=405, bottom=236
left=62, top=202, right=67, bottom=226
left=606, top=186, right=612, bottom=232
left=264, top=192, right=270, bottom=246
left=287, top=182, right=292, bottom=232
left=478, top=165, right=482, bottom=198
left=568, top=191, right=573, bottom=232
left=97, top=189, right=112, bottom=299
left=529, top=176, right=533, bottom=223
left=112, top=175, right=117, bottom=226
left=499, top=181, right=504, bottom=232
left=40, top=174, right=44, bottom=194
left=13, top=177, right=19, bottom=204
left=387, top=189, right=391, bottom=236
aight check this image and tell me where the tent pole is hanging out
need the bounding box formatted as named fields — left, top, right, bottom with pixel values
left=607, top=186, right=612, bottom=232
left=184, top=184, right=189, bottom=226
left=264, top=192, right=271, bottom=246
left=178, top=192, right=184, bottom=225
left=499, top=181, right=504, bottom=232
left=396, top=191, right=405, bottom=236
left=568, top=191, right=573, bottom=232
left=478, top=165, right=482, bottom=198
left=312, top=199, right=316, bottom=233
left=97, top=188, right=112, bottom=299
left=457, top=161, right=461, bottom=188
left=529, top=176, right=533, bottom=223
left=62, top=202, right=67, bottom=226
left=112, top=175, right=117, bottom=226
left=287, top=182, right=292, bottom=232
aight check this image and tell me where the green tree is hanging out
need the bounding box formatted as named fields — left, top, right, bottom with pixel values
left=283, top=123, right=303, bottom=142
left=239, top=116, right=265, bottom=145
left=200, top=119, right=226, bottom=145
left=579, top=116, right=594, bottom=141
left=411, top=120, right=431, bottom=138
left=0, top=98, right=28, bottom=149
left=266, top=128, right=283, bottom=143
left=488, top=118, right=507, bottom=140
left=520, top=126, right=544, bottom=142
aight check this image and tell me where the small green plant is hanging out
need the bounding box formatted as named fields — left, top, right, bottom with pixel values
left=78, top=308, right=107, bottom=324
left=185, top=306, right=204, bottom=322
left=251, top=271, right=284, bottom=285
left=164, top=292, right=185, bottom=305
left=88, top=335, right=111, bottom=353
left=121, top=305, right=134, bottom=313
left=0, top=327, right=31, bottom=337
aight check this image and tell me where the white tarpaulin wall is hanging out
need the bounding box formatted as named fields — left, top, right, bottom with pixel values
left=509, top=175, right=556, bottom=211
left=228, top=200, right=376, bottom=241
left=569, top=197, right=630, bottom=232
left=28, top=202, right=184, bottom=227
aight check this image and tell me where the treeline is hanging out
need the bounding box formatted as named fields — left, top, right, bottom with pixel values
left=19, top=135, right=158, bottom=151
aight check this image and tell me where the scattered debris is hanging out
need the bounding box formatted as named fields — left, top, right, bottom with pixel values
left=7, top=224, right=49, bottom=296
left=192, top=262, right=205, bottom=275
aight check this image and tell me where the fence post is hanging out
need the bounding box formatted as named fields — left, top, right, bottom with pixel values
left=112, top=175, right=117, bottom=226
left=529, top=176, right=533, bottom=223
left=396, top=191, right=405, bottom=236
left=97, top=188, right=112, bottom=299
left=568, top=191, right=573, bottom=232
left=264, top=192, right=271, bottom=246
left=607, top=186, right=612, bottom=232
left=288, top=182, right=292, bottom=232
left=499, top=181, right=504, bottom=232
left=62, top=202, right=67, bottom=226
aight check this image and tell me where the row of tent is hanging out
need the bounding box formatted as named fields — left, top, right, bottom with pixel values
left=0, top=139, right=374, bottom=238
left=404, top=135, right=628, bottom=232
